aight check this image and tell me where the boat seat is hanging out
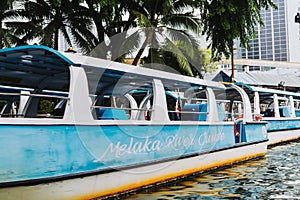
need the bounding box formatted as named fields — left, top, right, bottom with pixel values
left=98, top=108, right=128, bottom=120
left=279, top=106, right=291, bottom=117
left=181, top=104, right=207, bottom=121
left=295, top=110, right=300, bottom=117
left=181, top=104, right=225, bottom=121
left=217, top=104, right=226, bottom=121
left=263, top=108, right=274, bottom=117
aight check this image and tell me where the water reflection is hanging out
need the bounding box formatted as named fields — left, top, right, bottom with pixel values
left=124, top=141, right=300, bottom=200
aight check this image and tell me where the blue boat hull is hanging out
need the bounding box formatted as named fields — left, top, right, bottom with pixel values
left=0, top=123, right=267, bottom=186
left=264, top=118, right=300, bottom=145
left=266, top=118, right=300, bottom=131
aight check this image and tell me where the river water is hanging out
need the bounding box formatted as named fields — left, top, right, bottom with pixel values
left=120, top=140, right=300, bottom=200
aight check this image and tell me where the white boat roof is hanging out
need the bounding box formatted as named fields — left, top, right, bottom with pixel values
left=212, top=70, right=300, bottom=88
left=0, top=45, right=225, bottom=93
left=243, top=84, right=300, bottom=97
left=62, top=51, right=224, bottom=89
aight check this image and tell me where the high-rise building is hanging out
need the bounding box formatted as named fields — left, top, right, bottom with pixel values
left=237, top=0, right=300, bottom=62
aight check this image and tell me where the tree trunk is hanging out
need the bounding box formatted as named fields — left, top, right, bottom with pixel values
left=132, top=30, right=154, bottom=66
left=54, top=29, right=59, bottom=50
left=0, top=23, right=3, bottom=48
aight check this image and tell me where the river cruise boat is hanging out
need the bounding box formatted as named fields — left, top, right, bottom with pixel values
left=238, top=84, right=300, bottom=145
left=0, top=45, right=268, bottom=200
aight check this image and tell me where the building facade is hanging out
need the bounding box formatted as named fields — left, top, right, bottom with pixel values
left=237, top=0, right=300, bottom=62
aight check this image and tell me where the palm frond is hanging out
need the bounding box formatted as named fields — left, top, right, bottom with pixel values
left=135, top=12, right=154, bottom=28
left=162, top=37, right=194, bottom=76
left=68, top=18, right=98, bottom=53
left=60, top=27, right=72, bottom=47
left=164, top=14, right=200, bottom=33
left=111, top=29, right=143, bottom=61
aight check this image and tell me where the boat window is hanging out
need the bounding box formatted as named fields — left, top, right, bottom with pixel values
left=220, top=87, right=245, bottom=121
left=294, top=99, right=300, bottom=109
left=179, top=87, right=208, bottom=121
left=0, top=98, right=19, bottom=118
left=0, top=47, right=71, bottom=119
left=82, top=65, right=156, bottom=121
left=216, top=100, right=231, bottom=121
left=49, top=99, right=68, bottom=118
left=166, top=92, right=182, bottom=121
left=294, top=99, right=300, bottom=117
left=93, top=95, right=131, bottom=120
left=136, top=93, right=153, bottom=120
left=92, top=91, right=155, bottom=121
left=24, top=94, right=68, bottom=118
left=231, top=101, right=244, bottom=119
left=213, top=88, right=232, bottom=121
left=260, top=95, right=289, bottom=117
left=165, top=86, right=228, bottom=122
left=0, top=89, right=68, bottom=118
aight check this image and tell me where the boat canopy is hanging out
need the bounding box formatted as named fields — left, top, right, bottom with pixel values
left=0, top=45, right=225, bottom=96
left=62, top=50, right=225, bottom=96
left=0, top=45, right=74, bottom=92
left=0, top=46, right=256, bottom=122
left=242, top=84, right=300, bottom=98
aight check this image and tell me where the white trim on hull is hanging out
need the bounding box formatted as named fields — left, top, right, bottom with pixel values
left=268, top=129, right=300, bottom=146
left=0, top=141, right=267, bottom=200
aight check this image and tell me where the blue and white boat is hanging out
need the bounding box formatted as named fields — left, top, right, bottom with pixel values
left=239, top=84, right=300, bottom=145
left=0, top=45, right=268, bottom=200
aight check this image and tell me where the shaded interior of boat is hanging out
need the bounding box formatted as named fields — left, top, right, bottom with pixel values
left=236, top=84, right=300, bottom=118
left=0, top=46, right=251, bottom=123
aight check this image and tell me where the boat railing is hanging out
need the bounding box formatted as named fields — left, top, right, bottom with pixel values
left=168, top=110, right=208, bottom=114
left=0, top=92, right=69, bottom=100
left=0, top=92, right=69, bottom=118
left=92, top=106, right=154, bottom=112
left=92, top=105, right=214, bottom=121
left=0, top=113, right=24, bottom=118
left=92, top=106, right=154, bottom=120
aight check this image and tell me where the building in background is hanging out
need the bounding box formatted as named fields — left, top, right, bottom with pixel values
left=236, top=0, right=300, bottom=63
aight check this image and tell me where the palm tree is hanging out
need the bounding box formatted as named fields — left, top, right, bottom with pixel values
left=13, top=0, right=95, bottom=51
left=142, top=34, right=202, bottom=76
left=85, top=0, right=143, bottom=59
left=129, top=0, right=202, bottom=76
left=0, top=0, right=19, bottom=48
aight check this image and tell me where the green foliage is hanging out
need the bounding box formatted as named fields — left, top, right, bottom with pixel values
left=131, top=0, right=201, bottom=70
left=199, top=48, right=218, bottom=73
left=4, top=0, right=95, bottom=50
left=53, top=0, right=62, bottom=7
left=200, top=0, right=276, bottom=60
left=38, top=99, right=55, bottom=114
left=144, top=48, right=194, bottom=76
left=0, top=0, right=19, bottom=48
left=1, top=0, right=276, bottom=74
left=144, top=45, right=218, bottom=77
